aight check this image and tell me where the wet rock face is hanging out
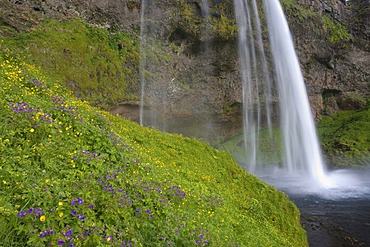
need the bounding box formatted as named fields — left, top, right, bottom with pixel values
left=2, top=0, right=369, bottom=119
left=290, top=0, right=369, bottom=118
left=3, top=0, right=142, bottom=32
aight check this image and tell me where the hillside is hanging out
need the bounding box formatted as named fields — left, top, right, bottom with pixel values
left=0, top=46, right=307, bottom=246
left=0, top=0, right=368, bottom=167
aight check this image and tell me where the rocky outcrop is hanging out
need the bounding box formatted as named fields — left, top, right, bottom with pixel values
left=1, top=0, right=368, bottom=120
left=139, top=0, right=369, bottom=120
left=291, top=0, right=369, bottom=118
left=2, top=0, right=142, bottom=32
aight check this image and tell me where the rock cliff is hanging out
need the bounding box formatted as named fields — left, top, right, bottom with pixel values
left=0, top=0, right=368, bottom=119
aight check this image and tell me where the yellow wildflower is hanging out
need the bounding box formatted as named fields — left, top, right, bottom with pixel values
left=40, top=215, right=46, bottom=222
left=59, top=212, right=64, bottom=218
left=58, top=202, right=63, bottom=206
left=30, top=128, right=35, bottom=133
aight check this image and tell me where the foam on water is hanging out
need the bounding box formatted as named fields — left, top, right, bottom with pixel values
left=256, top=166, right=370, bottom=200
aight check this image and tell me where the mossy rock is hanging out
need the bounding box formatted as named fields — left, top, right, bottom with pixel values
left=177, top=0, right=237, bottom=41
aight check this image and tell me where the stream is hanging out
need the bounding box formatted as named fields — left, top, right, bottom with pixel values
left=257, top=168, right=370, bottom=247
left=292, top=195, right=370, bottom=247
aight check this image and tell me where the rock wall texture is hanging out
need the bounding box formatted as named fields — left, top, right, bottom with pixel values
left=292, top=0, right=369, bottom=118
left=1, top=0, right=369, bottom=119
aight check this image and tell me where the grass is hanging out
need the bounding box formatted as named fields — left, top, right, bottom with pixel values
left=0, top=45, right=307, bottom=246
left=317, top=100, right=370, bottom=167
left=215, top=128, right=283, bottom=167
left=217, top=107, right=370, bottom=168
left=1, top=18, right=140, bottom=109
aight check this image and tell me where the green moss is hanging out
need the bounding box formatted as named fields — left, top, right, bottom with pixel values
left=215, top=128, right=283, bottom=166
left=0, top=45, right=307, bottom=246
left=281, top=0, right=317, bottom=22
left=178, top=0, right=236, bottom=41
left=2, top=18, right=140, bottom=109
left=318, top=100, right=370, bottom=167
left=281, top=0, right=352, bottom=44
left=322, top=15, right=352, bottom=43
left=211, top=14, right=237, bottom=40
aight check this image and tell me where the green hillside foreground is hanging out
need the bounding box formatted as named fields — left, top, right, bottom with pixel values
left=0, top=46, right=307, bottom=246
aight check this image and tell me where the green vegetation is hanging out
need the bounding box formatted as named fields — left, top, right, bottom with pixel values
left=178, top=0, right=351, bottom=45
left=281, top=0, right=351, bottom=43
left=178, top=0, right=236, bottom=40
left=318, top=100, right=370, bottom=167
left=322, top=15, right=352, bottom=43
left=0, top=46, right=307, bottom=246
left=281, top=0, right=315, bottom=21
left=216, top=128, right=283, bottom=167
left=1, top=18, right=140, bottom=109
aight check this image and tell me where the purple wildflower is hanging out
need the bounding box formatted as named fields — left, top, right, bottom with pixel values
left=89, top=204, right=94, bottom=209
left=34, top=208, right=43, bottom=216
left=71, top=200, right=76, bottom=206
left=39, top=231, right=48, bottom=238
left=77, top=198, right=83, bottom=205
left=57, top=240, right=65, bottom=245
left=71, top=210, right=77, bottom=215
left=78, top=215, right=85, bottom=221
left=17, top=211, right=27, bottom=218
left=65, top=229, right=73, bottom=236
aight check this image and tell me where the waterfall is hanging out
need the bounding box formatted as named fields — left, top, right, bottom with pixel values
left=234, top=0, right=328, bottom=185
left=139, top=0, right=148, bottom=126
left=201, top=0, right=211, bottom=53
left=139, top=0, right=169, bottom=130
left=139, top=0, right=328, bottom=185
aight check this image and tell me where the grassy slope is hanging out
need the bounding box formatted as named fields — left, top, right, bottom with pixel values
left=1, top=18, right=140, bottom=109
left=317, top=101, right=370, bottom=167
left=0, top=46, right=307, bottom=246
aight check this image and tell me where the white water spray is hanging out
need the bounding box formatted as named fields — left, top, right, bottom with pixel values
left=139, top=0, right=148, bottom=126
left=139, top=0, right=170, bottom=130
left=235, top=0, right=328, bottom=186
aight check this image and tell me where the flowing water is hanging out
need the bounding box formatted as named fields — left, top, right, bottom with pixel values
left=234, top=0, right=328, bottom=186
left=136, top=1, right=370, bottom=244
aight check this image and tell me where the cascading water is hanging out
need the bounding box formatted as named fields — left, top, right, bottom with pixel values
left=139, top=0, right=148, bottom=126
left=234, top=0, right=328, bottom=185
left=201, top=0, right=211, bottom=55
left=263, top=0, right=327, bottom=181
left=137, top=2, right=370, bottom=243
left=139, top=0, right=171, bottom=130
left=234, top=0, right=276, bottom=173
left=140, top=0, right=328, bottom=186
left=139, top=0, right=215, bottom=139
